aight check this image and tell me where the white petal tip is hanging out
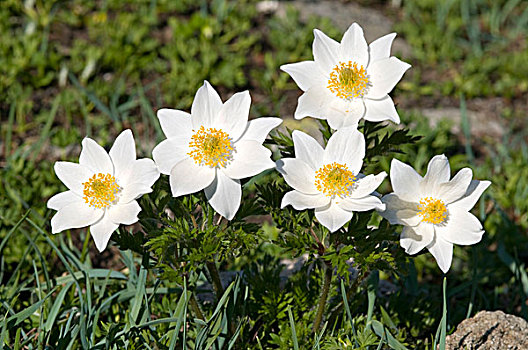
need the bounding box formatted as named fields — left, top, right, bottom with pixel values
left=376, top=203, right=386, bottom=211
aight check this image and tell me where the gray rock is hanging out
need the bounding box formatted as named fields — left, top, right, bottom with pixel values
left=445, top=310, right=528, bottom=350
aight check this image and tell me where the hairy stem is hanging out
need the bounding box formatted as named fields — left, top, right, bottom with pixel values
left=313, top=263, right=333, bottom=332
left=189, top=293, right=205, bottom=320
left=206, top=261, right=225, bottom=297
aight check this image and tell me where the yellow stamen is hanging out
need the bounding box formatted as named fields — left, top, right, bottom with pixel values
left=327, top=61, right=369, bottom=100
left=82, top=173, right=121, bottom=209
left=188, top=126, right=234, bottom=168
left=315, top=162, right=356, bottom=198
left=418, top=197, right=447, bottom=224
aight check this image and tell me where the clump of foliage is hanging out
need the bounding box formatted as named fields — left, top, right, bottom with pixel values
left=1, top=0, right=527, bottom=349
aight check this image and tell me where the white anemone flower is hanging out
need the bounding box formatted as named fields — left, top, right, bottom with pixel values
left=152, top=81, right=282, bottom=220
left=280, top=22, right=411, bottom=130
left=380, top=155, right=491, bottom=273
left=277, top=127, right=386, bottom=232
left=47, top=129, right=160, bottom=252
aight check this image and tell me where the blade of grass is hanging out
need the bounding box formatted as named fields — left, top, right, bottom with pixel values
left=44, top=281, right=74, bottom=332
left=5, top=288, right=56, bottom=328
left=69, top=72, right=116, bottom=122
left=129, top=266, right=147, bottom=328
left=288, top=306, right=299, bottom=350
left=459, top=94, right=474, bottom=163
left=371, top=320, right=408, bottom=350
left=0, top=210, right=30, bottom=254
left=137, top=83, right=163, bottom=140
left=168, top=282, right=189, bottom=350
left=366, top=270, right=379, bottom=329
left=340, top=279, right=358, bottom=343
left=4, top=100, right=16, bottom=160
left=27, top=218, right=89, bottom=349
left=27, top=95, right=60, bottom=162
left=434, top=277, right=448, bottom=350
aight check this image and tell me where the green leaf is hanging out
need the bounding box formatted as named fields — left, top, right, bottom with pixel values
left=287, top=306, right=299, bottom=350
left=44, top=281, right=74, bottom=332
left=5, top=288, right=56, bottom=328
left=371, top=320, right=408, bottom=350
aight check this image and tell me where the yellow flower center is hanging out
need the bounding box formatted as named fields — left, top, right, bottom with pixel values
left=188, top=126, right=234, bottom=168
left=327, top=61, right=369, bottom=100
left=315, top=162, right=356, bottom=198
left=82, top=173, right=121, bottom=209
left=418, top=197, right=447, bottom=224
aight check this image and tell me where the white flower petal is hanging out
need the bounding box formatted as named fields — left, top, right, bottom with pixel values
left=350, top=172, right=386, bottom=198
left=110, top=130, right=136, bottom=182
left=426, top=235, right=454, bottom=273
left=363, top=95, right=400, bottom=124
left=107, top=200, right=141, bottom=225
left=400, top=223, right=434, bottom=255
left=368, top=33, right=396, bottom=64
left=437, top=209, right=484, bottom=246
left=157, top=109, right=193, bottom=139
left=51, top=201, right=103, bottom=234
left=315, top=202, right=353, bottom=232
left=191, top=81, right=223, bottom=129
left=313, top=29, right=340, bottom=72
left=169, top=157, right=216, bottom=197
left=204, top=171, right=241, bottom=220
left=54, top=161, right=92, bottom=195
left=118, top=158, right=160, bottom=188
left=222, top=140, right=275, bottom=180
left=134, top=158, right=160, bottom=188
left=276, top=158, right=318, bottom=194
left=240, top=117, right=282, bottom=143
left=47, top=190, right=81, bottom=211
left=280, top=61, right=324, bottom=92
left=338, top=195, right=385, bottom=212
left=390, top=158, right=422, bottom=201
left=90, top=216, right=119, bottom=252
left=452, top=180, right=491, bottom=211
left=294, top=86, right=329, bottom=120
left=400, top=211, right=422, bottom=226
left=437, top=168, right=473, bottom=204
left=217, top=90, right=250, bottom=141
left=326, top=98, right=365, bottom=130
left=119, top=183, right=152, bottom=203
left=79, top=137, right=113, bottom=174
left=340, top=23, right=368, bottom=67
left=323, top=127, right=365, bottom=174
left=420, top=154, right=450, bottom=197
left=281, top=190, right=330, bottom=210
left=292, top=130, right=324, bottom=170
left=366, top=57, right=411, bottom=99
left=380, top=193, right=420, bottom=226
left=324, top=109, right=347, bottom=130
left=152, top=138, right=191, bottom=175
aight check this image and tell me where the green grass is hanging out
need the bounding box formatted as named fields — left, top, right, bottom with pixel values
left=1, top=0, right=527, bottom=348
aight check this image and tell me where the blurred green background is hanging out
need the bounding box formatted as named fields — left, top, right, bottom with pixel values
left=1, top=0, right=527, bottom=348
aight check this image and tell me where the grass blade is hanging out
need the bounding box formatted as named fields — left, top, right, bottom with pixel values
left=288, top=306, right=299, bottom=350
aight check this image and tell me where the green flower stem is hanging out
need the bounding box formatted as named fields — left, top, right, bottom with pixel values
left=189, top=293, right=205, bottom=320
left=206, top=261, right=225, bottom=297
left=313, top=263, right=333, bottom=332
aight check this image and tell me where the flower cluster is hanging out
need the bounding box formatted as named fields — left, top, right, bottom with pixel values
left=47, top=23, right=490, bottom=273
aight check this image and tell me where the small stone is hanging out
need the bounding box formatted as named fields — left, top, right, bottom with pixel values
left=445, top=310, right=528, bottom=349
